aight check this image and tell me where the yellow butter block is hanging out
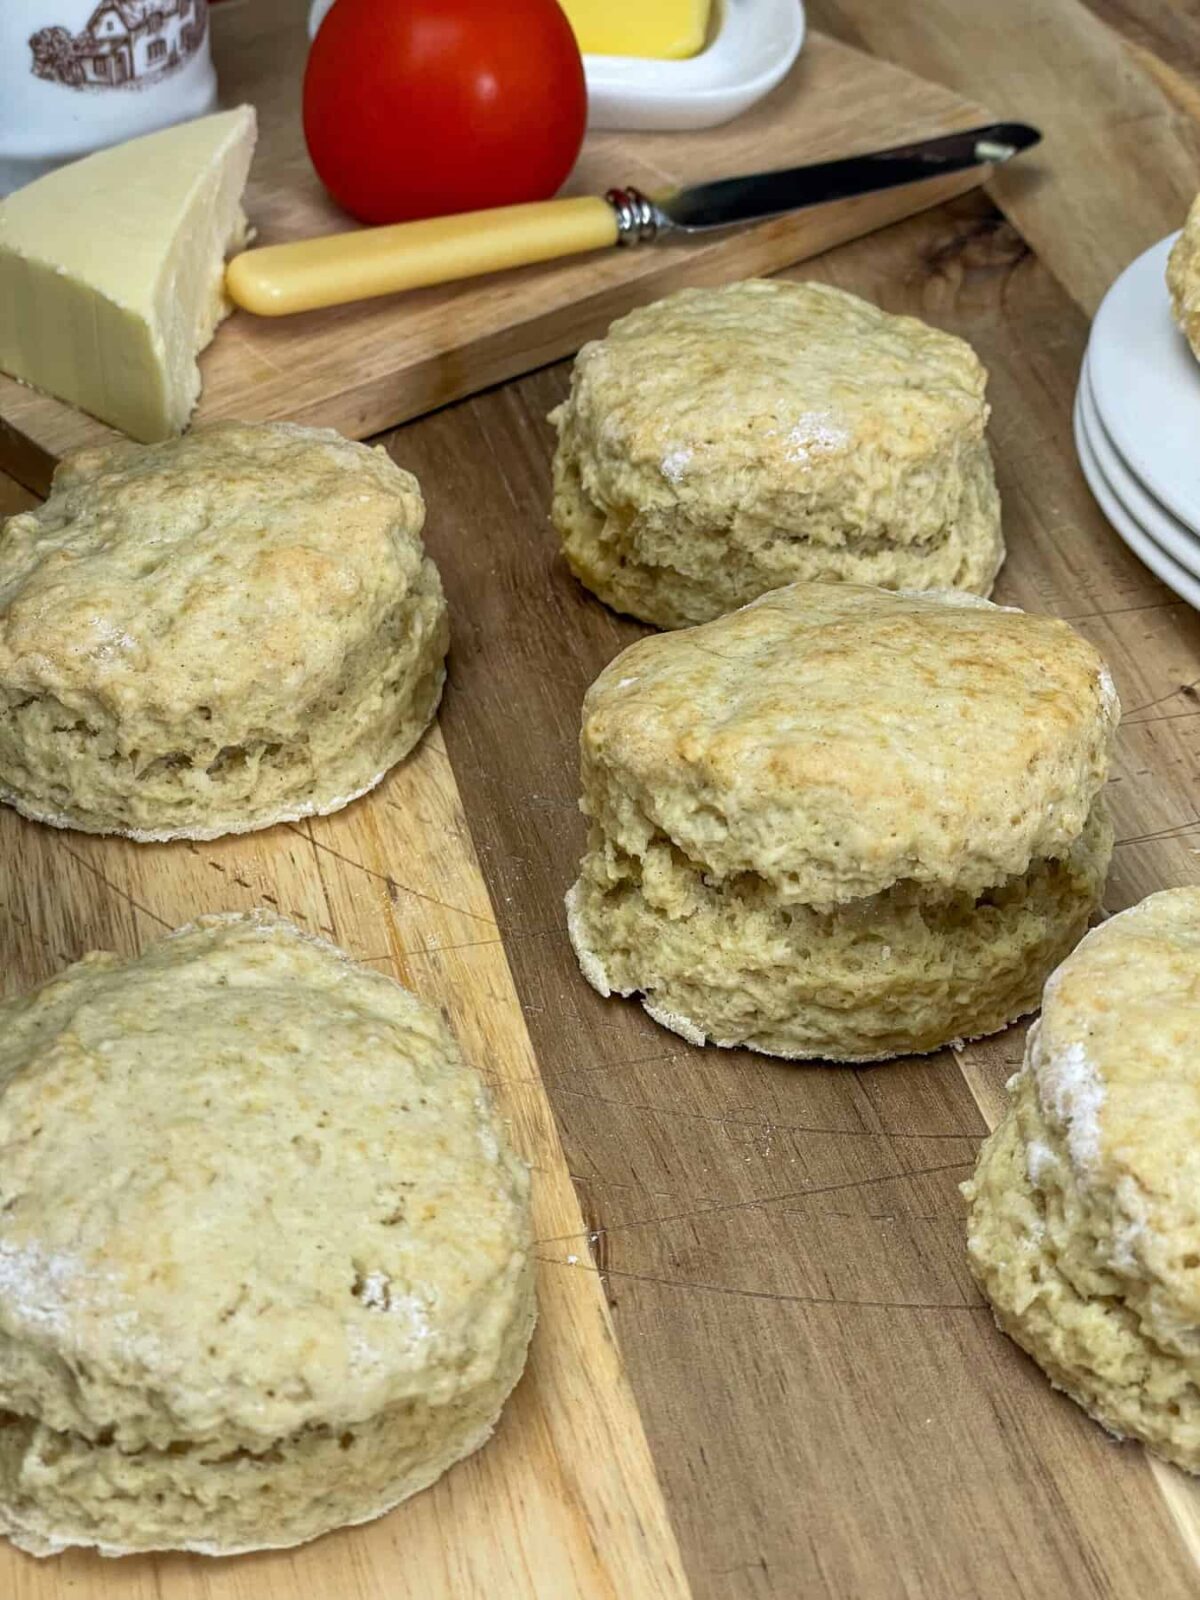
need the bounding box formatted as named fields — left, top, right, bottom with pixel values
left=560, top=0, right=713, bottom=59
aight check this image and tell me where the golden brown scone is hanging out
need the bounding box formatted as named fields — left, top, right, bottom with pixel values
left=566, top=583, right=1118, bottom=1061
left=0, top=913, right=534, bottom=1556
left=549, top=279, right=1003, bottom=628
left=1168, top=195, right=1200, bottom=361
left=964, top=888, right=1200, bottom=1470
left=0, top=422, right=449, bottom=840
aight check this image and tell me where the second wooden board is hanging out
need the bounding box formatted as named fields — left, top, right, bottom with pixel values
left=0, top=712, right=690, bottom=1599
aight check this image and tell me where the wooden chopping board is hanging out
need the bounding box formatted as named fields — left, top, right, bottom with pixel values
left=0, top=0, right=995, bottom=492
left=0, top=721, right=691, bottom=1600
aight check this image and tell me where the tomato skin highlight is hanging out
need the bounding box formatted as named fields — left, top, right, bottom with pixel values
left=303, top=0, right=588, bottom=226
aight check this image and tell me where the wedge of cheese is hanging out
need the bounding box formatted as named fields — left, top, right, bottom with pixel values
left=0, top=107, right=256, bottom=443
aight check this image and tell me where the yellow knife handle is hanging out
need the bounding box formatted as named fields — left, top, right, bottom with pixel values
left=226, top=195, right=622, bottom=316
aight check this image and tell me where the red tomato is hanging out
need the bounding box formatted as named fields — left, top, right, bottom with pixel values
left=303, top=0, right=588, bottom=226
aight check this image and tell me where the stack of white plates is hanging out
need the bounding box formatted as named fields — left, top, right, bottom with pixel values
left=1076, top=233, right=1200, bottom=610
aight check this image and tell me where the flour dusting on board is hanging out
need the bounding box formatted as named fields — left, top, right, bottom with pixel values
left=1097, top=664, right=1119, bottom=720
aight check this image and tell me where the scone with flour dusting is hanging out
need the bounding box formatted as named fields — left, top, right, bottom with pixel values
left=566, top=582, right=1118, bottom=1062
left=549, top=279, right=1003, bottom=629
left=0, top=422, right=448, bottom=840
left=964, top=888, right=1200, bottom=1469
left=0, top=913, right=534, bottom=1557
left=1168, top=195, right=1200, bottom=361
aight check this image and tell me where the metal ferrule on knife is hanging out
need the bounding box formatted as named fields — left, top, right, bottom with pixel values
left=607, top=122, right=1041, bottom=244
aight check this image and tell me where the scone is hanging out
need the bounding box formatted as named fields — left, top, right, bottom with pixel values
left=0, top=422, right=449, bottom=840
left=549, top=279, right=1003, bottom=629
left=0, top=912, right=534, bottom=1557
left=566, top=583, right=1118, bottom=1061
left=1167, top=195, right=1200, bottom=361
left=965, top=888, right=1200, bottom=1470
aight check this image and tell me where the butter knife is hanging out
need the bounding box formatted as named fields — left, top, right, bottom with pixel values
left=226, top=121, right=1040, bottom=317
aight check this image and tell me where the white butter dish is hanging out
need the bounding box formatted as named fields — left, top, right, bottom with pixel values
left=584, top=0, right=805, bottom=131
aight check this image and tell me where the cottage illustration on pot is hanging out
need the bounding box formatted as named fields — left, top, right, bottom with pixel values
left=29, top=0, right=207, bottom=90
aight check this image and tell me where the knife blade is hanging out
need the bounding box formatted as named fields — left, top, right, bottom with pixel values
left=644, top=122, right=1041, bottom=235
left=225, top=121, right=1042, bottom=317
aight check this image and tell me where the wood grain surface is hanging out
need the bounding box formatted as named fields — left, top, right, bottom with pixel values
left=3, top=2, right=1200, bottom=1596
left=0, top=0, right=995, bottom=492
left=807, top=0, right=1200, bottom=317
left=380, top=188, right=1200, bottom=1599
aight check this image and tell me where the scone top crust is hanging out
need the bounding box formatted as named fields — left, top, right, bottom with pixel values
left=1028, top=887, right=1200, bottom=1313
left=0, top=422, right=428, bottom=722
left=0, top=914, right=530, bottom=1452
left=1167, top=194, right=1200, bottom=358
left=581, top=583, right=1118, bottom=907
left=553, top=278, right=989, bottom=510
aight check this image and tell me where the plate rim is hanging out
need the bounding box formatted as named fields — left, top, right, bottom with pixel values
left=1074, top=382, right=1200, bottom=611
left=1087, top=231, right=1200, bottom=534
left=1080, top=350, right=1200, bottom=581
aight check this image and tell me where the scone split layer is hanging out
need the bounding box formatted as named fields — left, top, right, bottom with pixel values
left=567, top=582, right=1119, bottom=1061
left=568, top=799, right=1111, bottom=1062
left=0, top=914, right=534, bottom=1556
left=965, top=888, right=1200, bottom=1470
left=0, top=422, right=449, bottom=840
left=550, top=279, right=1004, bottom=628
